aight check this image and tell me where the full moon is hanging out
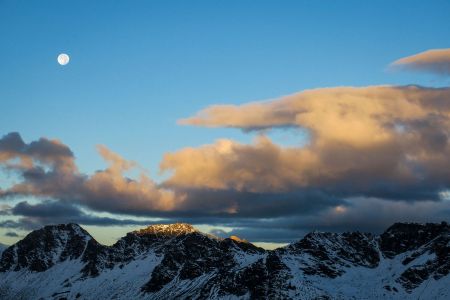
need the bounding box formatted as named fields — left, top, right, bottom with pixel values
left=57, top=53, right=70, bottom=66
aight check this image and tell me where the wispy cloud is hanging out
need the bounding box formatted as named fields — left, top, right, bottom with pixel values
left=391, top=48, right=450, bottom=76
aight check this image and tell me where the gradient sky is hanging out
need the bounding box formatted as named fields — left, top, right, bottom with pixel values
left=1, top=0, right=450, bottom=248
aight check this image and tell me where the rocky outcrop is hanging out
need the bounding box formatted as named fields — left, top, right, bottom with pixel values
left=0, top=223, right=91, bottom=272
left=281, top=231, right=380, bottom=278
left=379, top=222, right=449, bottom=258
left=386, top=222, right=450, bottom=291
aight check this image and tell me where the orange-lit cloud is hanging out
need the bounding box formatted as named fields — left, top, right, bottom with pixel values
left=180, top=85, right=450, bottom=135
left=391, top=48, right=450, bottom=75
left=171, top=85, right=450, bottom=199
left=161, top=136, right=316, bottom=192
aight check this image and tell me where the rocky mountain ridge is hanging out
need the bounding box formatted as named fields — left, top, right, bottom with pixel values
left=0, top=222, right=449, bottom=299
left=0, top=243, right=6, bottom=256
left=133, top=223, right=198, bottom=237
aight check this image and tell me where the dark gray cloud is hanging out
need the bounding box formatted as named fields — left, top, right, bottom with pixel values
left=0, top=200, right=160, bottom=231
left=0, top=204, right=11, bottom=216
left=172, top=188, right=343, bottom=218
left=12, top=200, right=83, bottom=218
left=195, top=198, right=450, bottom=243
left=168, top=85, right=450, bottom=209
left=4, top=231, right=19, bottom=237
left=0, top=132, right=75, bottom=173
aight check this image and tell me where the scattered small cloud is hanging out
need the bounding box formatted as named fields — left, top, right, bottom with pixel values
left=391, top=48, right=450, bottom=76
left=173, top=85, right=450, bottom=202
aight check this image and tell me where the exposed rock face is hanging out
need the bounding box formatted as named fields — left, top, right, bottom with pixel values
left=379, top=222, right=449, bottom=258
left=133, top=223, right=198, bottom=237
left=0, top=222, right=449, bottom=299
left=281, top=231, right=380, bottom=278
left=380, top=222, right=450, bottom=292
left=0, top=223, right=91, bottom=272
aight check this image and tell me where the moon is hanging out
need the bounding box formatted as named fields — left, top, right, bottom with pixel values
left=57, top=53, right=70, bottom=66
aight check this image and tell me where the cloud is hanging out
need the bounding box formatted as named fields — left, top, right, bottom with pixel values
left=170, top=85, right=450, bottom=201
left=0, top=204, right=11, bottom=216
left=161, top=136, right=313, bottom=192
left=4, top=231, right=19, bottom=237
left=0, top=132, right=179, bottom=216
left=0, top=200, right=160, bottom=231
left=0, top=133, right=343, bottom=220
left=391, top=48, right=450, bottom=76
left=174, top=188, right=343, bottom=218
left=81, top=146, right=177, bottom=214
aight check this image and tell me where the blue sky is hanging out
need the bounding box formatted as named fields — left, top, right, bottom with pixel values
left=2, top=0, right=449, bottom=174
left=1, top=0, right=450, bottom=246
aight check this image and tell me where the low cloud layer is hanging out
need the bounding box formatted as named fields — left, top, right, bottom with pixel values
left=0, top=200, right=158, bottom=231
left=391, top=48, right=450, bottom=76
left=209, top=197, right=450, bottom=242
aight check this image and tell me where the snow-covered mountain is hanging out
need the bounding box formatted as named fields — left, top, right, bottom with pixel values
left=0, top=222, right=449, bottom=299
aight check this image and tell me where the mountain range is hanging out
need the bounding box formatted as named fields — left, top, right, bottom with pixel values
left=0, top=222, right=449, bottom=299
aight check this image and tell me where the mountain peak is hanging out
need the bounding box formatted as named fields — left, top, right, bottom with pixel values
left=133, top=223, right=197, bottom=236
left=46, top=222, right=86, bottom=232
left=0, top=223, right=92, bottom=272
left=229, top=235, right=249, bottom=243
left=379, top=221, right=450, bottom=258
